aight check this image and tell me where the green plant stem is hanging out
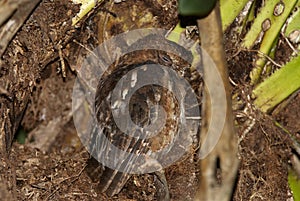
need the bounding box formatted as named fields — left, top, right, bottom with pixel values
left=242, top=0, right=298, bottom=84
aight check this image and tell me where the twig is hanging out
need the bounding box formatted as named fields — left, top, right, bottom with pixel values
left=281, top=32, right=299, bottom=55
left=45, top=164, right=87, bottom=200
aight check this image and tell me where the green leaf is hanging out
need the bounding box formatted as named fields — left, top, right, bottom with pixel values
left=253, top=54, right=300, bottom=113
left=72, top=0, right=104, bottom=26
left=243, top=0, right=297, bottom=49
left=285, top=4, right=300, bottom=43
left=220, top=0, right=250, bottom=30
left=242, top=0, right=298, bottom=84
left=178, top=0, right=217, bottom=18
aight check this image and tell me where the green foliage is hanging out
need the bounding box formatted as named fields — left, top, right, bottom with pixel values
left=284, top=3, right=300, bottom=44
left=220, top=0, right=249, bottom=30
left=177, top=0, right=300, bottom=113
left=253, top=54, right=300, bottom=113
left=249, top=0, right=300, bottom=112
left=242, top=0, right=296, bottom=49
left=72, top=0, right=104, bottom=26
left=288, top=169, right=300, bottom=201
left=178, top=0, right=217, bottom=18
left=243, top=0, right=298, bottom=84
left=221, top=0, right=300, bottom=112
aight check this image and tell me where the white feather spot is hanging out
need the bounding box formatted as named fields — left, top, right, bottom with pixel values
left=131, top=71, right=137, bottom=87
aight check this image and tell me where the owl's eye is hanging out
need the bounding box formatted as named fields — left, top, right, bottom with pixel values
left=159, top=54, right=172, bottom=65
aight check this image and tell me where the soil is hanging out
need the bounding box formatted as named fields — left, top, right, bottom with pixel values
left=0, top=0, right=299, bottom=200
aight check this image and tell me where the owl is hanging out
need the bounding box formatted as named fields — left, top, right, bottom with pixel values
left=86, top=34, right=202, bottom=196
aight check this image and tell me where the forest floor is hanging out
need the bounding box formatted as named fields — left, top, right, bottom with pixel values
left=1, top=0, right=299, bottom=200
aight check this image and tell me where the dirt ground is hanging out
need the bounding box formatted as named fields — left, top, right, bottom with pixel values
left=1, top=0, right=299, bottom=200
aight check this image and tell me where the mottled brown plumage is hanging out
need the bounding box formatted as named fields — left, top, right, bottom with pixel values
left=87, top=34, right=201, bottom=197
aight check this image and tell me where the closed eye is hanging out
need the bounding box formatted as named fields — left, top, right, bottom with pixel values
left=160, top=54, right=172, bottom=65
